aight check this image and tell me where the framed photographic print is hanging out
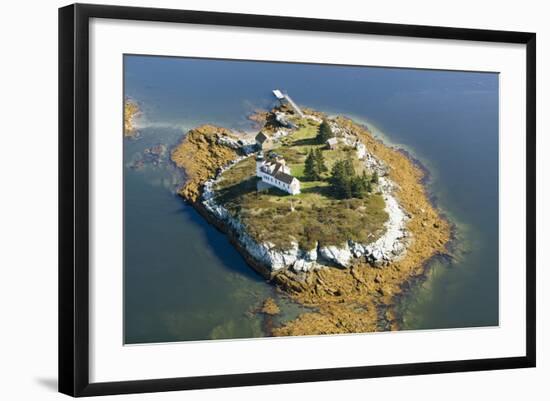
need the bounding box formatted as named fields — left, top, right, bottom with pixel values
left=58, top=3, right=536, bottom=397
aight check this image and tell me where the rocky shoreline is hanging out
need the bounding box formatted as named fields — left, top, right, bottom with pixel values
left=171, top=110, right=451, bottom=336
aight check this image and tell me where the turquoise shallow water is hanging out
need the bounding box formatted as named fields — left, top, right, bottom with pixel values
left=123, top=55, right=499, bottom=344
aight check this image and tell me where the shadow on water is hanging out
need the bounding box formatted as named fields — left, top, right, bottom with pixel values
left=171, top=194, right=266, bottom=283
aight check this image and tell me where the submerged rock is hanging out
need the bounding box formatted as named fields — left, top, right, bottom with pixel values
left=261, top=298, right=280, bottom=315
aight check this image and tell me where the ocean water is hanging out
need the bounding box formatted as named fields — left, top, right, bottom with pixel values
left=123, top=55, right=499, bottom=344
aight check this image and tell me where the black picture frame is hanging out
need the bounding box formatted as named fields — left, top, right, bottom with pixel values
left=58, top=3, right=536, bottom=397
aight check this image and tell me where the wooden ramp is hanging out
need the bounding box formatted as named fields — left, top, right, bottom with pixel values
left=272, top=89, right=305, bottom=118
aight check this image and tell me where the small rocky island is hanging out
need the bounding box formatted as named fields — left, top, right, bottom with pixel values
left=171, top=91, right=451, bottom=336
left=124, top=98, right=140, bottom=137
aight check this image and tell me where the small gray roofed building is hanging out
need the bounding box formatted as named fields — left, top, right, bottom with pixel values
left=255, top=131, right=271, bottom=147
left=255, top=132, right=269, bottom=144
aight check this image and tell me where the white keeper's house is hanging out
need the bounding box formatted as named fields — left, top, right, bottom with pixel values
left=256, top=152, right=301, bottom=195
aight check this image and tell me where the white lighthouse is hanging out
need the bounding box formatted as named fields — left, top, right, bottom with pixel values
left=255, top=152, right=301, bottom=195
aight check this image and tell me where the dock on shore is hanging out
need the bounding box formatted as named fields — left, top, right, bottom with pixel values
left=272, top=89, right=305, bottom=118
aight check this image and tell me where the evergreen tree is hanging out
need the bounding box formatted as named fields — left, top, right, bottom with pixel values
left=330, top=160, right=371, bottom=199
left=366, top=180, right=373, bottom=193
left=330, top=159, right=354, bottom=199
left=342, top=178, right=353, bottom=199
left=363, top=171, right=373, bottom=193
left=304, top=149, right=318, bottom=180
left=343, top=159, right=355, bottom=177
left=314, top=148, right=328, bottom=176
left=304, top=148, right=329, bottom=181
left=350, top=176, right=363, bottom=198
left=316, top=119, right=335, bottom=144
left=330, top=160, right=345, bottom=198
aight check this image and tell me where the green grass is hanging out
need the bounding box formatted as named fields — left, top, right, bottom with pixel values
left=213, top=123, right=388, bottom=250
left=278, top=122, right=368, bottom=182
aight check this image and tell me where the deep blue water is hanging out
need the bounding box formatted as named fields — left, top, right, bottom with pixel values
left=124, top=55, right=499, bottom=343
